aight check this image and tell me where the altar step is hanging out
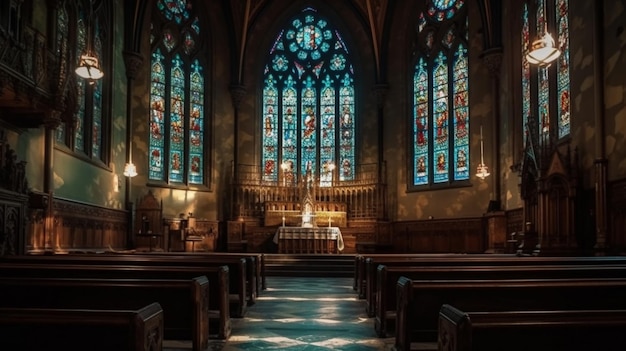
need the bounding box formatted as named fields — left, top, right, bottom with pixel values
left=264, top=253, right=355, bottom=277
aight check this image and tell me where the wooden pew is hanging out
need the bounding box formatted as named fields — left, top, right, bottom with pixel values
left=1, top=254, right=248, bottom=318
left=0, top=276, right=208, bottom=350
left=0, top=262, right=232, bottom=339
left=361, top=255, right=626, bottom=314
left=0, top=303, right=164, bottom=351
left=438, top=304, right=626, bottom=351
left=360, top=254, right=516, bottom=300
left=374, top=263, right=626, bottom=338
left=395, top=277, right=626, bottom=351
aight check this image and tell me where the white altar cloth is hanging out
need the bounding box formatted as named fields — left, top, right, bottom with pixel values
left=273, top=226, right=344, bottom=253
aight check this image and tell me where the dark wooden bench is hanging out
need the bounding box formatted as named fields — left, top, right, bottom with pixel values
left=361, top=255, right=626, bottom=314
left=358, top=254, right=515, bottom=300
left=0, top=262, right=231, bottom=340
left=374, top=263, right=626, bottom=337
left=395, top=277, right=626, bottom=351
left=0, top=276, right=208, bottom=350
left=438, top=304, right=626, bottom=351
left=0, top=303, right=164, bottom=351
left=1, top=254, right=248, bottom=318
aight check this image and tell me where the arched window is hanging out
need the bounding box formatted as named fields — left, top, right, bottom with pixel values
left=56, top=0, right=110, bottom=164
left=148, top=0, right=206, bottom=186
left=521, top=0, right=570, bottom=144
left=411, top=0, right=469, bottom=187
left=261, top=7, right=355, bottom=186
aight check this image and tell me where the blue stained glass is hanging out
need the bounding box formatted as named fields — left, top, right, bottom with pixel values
left=150, top=0, right=205, bottom=185
left=149, top=49, right=166, bottom=181
left=169, top=54, right=186, bottom=183
left=521, top=3, right=531, bottom=145
left=319, top=81, right=336, bottom=186
left=301, top=77, right=317, bottom=177
left=537, top=2, right=550, bottom=137
left=339, top=82, right=355, bottom=181
left=264, top=7, right=354, bottom=184
left=262, top=75, right=279, bottom=182
left=414, top=58, right=429, bottom=186
left=556, top=0, right=570, bottom=139
left=157, top=0, right=191, bottom=24
left=188, top=59, right=204, bottom=184
left=428, top=0, right=464, bottom=22
left=330, top=54, right=346, bottom=71
left=452, top=45, right=469, bottom=180
left=412, top=2, right=468, bottom=187
left=433, top=52, right=449, bottom=183
left=272, top=55, right=289, bottom=71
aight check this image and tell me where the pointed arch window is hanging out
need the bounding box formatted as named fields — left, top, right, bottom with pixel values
left=262, top=7, right=355, bottom=186
left=148, top=0, right=206, bottom=186
left=521, top=0, right=570, bottom=144
left=411, top=0, right=469, bottom=188
left=56, top=0, right=110, bottom=164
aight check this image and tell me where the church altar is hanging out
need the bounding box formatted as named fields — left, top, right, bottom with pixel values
left=273, top=227, right=344, bottom=254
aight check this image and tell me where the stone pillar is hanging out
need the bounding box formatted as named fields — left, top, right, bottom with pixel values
left=373, top=83, right=388, bottom=220
left=123, top=50, right=144, bottom=249
left=43, top=111, right=62, bottom=252
left=481, top=48, right=503, bottom=210
left=592, top=1, right=607, bottom=254
left=229, top=84, right=247, bottom=180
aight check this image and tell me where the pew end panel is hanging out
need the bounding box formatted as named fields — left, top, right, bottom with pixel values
left=0, top=303, right=164, bottom=351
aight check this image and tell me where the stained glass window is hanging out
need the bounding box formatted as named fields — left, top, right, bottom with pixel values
left=556, top=0, right=570, bottom=138
left=521, top=0, right=570, bottom=146
left=412, top=0, right=469, bottom=187
left=521, top=3, right=531, bottom=144
left=537, top=1, right=550, bottom=137
left=149, top=0, right=206, bottom=185
left=262, top=7, right=355, bottom=185
left=56, top=0, right=108, bottom=164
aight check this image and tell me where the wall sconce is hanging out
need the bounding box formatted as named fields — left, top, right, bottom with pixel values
left=476, top=125, right=490, bottom=180
left=525, top=1, right=560, bottom=67
left=75, top=0, right=103, bottom=83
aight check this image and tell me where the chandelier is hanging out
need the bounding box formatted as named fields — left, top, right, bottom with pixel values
left=525, top=1, right=561, bottom=67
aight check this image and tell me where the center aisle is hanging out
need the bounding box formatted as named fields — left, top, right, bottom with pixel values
left=207, top=277, right=394, bottom=350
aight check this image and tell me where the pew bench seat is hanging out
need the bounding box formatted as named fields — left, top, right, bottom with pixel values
left=0, top=276, right=209, bottom=351
left=0, top=303, right=164, bottom=351
left=438, top=304, right=626, bottom=351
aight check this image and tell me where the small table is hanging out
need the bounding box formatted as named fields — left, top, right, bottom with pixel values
left=136, top=233, right=163, bottom=252
left=185, top=235, right=204, bottom=252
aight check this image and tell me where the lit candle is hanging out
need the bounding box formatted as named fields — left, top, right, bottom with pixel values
left=328, top=216, right=332, bottom=227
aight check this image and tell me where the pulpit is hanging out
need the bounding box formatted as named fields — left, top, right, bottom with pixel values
left=273, top=226, right=344, bottom=254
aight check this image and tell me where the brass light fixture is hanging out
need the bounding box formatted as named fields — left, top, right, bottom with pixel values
left=123, top=141, right=138, bottom=178
left=525, top=1, right=561, bottom=67
left=476, top=125, right=490, bottom=180
left=75, top=1, right=104, bottom=82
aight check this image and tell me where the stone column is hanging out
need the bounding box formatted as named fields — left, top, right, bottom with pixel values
left=481, top=48, right=504, bottom=253
left=373, top=83, right=388, bottom=220
left=481, top=48, right=503, bottom=210
left=229, top=84, right=247, bottom=181
left=43, top=111, right=62, bottom=252
left=592, top=1, right=607, bottom=254
left=123, top=50, right=144, bottom=249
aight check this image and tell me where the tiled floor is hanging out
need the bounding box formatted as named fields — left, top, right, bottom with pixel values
left=165, top=277, right=395, bottom=350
